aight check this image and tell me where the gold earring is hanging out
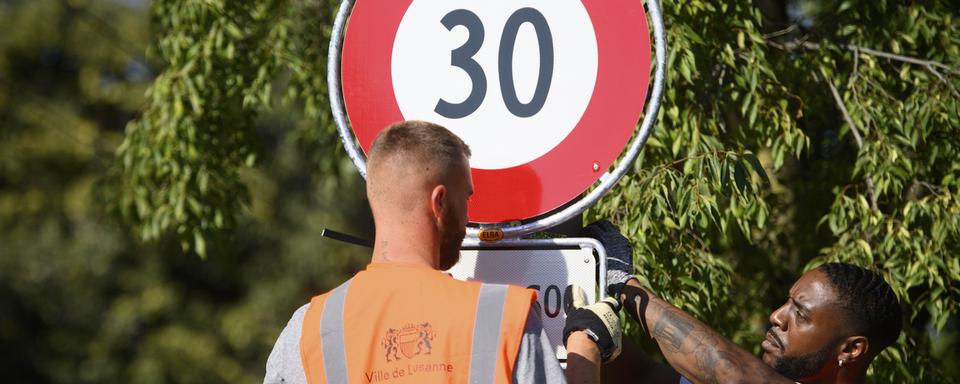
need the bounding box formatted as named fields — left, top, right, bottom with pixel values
left=838, top=360, right=844, bottom=368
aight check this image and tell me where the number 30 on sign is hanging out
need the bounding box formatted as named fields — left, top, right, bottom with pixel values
left=342, top=0, right=651, bottom=223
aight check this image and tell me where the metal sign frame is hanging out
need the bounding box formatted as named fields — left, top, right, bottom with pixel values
left=460, top=236, right=608, bottom=297
left=457, top=237, right=607, bottom=362
left=328, top=0, right=667, bottom=238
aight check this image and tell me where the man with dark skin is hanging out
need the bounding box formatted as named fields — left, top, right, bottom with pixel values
left=585, top=222, right=902, bottom=384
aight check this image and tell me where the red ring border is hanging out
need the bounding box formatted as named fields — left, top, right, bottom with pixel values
left=342, top=0, right=651, bottom=223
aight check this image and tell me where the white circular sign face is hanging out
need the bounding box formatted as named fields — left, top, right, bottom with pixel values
left=392, top=0, right=599, bottom=170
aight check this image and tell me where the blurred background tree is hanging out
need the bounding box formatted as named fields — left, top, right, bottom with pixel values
left=1, top=0, right=370, bottom=382
left=0, top=0, right=956, bottom=383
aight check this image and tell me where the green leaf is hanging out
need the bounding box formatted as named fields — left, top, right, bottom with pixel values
left=733, top=161, right=748, bottom=193
left=194, top=230, right=207, bottom=259
left=743, top=153, right=770, bottom=184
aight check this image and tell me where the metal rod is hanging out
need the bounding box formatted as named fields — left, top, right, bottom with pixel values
left=321, top=228, right=374, bottom=248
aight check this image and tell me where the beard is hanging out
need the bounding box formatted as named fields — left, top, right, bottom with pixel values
left=436, top=210, right=465, bottom=270
left=771, top=342, right=834, bottom=380
left=437, top=230, right=463, bottom=270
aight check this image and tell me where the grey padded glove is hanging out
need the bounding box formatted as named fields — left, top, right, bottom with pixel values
left=582, top=219, right=636, bottom=297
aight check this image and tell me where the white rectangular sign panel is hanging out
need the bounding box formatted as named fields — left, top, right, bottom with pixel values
left=445, top=239, right=604, bottom=360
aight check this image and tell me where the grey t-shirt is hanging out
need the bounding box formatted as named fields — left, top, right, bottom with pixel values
left=264, top=302, right=565, bottom=384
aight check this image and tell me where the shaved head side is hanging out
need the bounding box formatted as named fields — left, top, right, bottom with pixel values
left=366, top=120, right=471, bottom=216
left=817, top=263, right=902, bottom=352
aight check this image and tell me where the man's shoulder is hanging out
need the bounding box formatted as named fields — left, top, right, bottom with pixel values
left=277, top=303, right=311, bottom=338
left=290, top=302, right=310, bottom=319
left=264, top=303, right=311, bottom=384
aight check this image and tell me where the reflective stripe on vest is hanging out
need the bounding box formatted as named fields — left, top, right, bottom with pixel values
left=319, top=279, right=351, bottom=384
left=315, top=281, right=508, bottom=383
left=469, top=284, right=507, bottom=384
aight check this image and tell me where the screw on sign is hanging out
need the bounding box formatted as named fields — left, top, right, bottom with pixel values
left=341, top=0, right=652, bottom=224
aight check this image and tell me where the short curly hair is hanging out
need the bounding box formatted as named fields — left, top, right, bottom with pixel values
left=817, top=262, right=903, bottom=352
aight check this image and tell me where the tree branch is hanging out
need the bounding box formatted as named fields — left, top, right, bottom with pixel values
left=771, top=40, right=960, bottom=97
left=925, top=64, right=960, bottom=98
left=817, top=68, right=879, bottom=212
left=762, top=24, right=799, bottom=39
left=771, top=40, right=958, bottom=74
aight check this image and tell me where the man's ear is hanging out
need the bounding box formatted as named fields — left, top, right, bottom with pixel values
left=838, top=335, right=869, bottom=364
left=430, top=185, right=447, bottom=222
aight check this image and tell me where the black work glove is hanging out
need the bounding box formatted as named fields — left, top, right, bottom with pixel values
left=562, top=285, right=622, bottom=363
left=582, top=219, right=636, bottom=297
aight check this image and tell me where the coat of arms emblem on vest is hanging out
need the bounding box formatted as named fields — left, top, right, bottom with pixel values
left=381, top=323, right=435, bottom=362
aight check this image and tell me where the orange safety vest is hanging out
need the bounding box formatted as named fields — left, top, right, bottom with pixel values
left=300, top=263, right=537, bottom=384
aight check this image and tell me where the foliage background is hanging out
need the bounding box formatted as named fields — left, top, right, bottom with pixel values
left=0, top=0, right=956, bottom=383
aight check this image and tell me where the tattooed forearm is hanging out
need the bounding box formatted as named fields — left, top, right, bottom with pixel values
left=694, top=347, right=741, bottom=384
left=649, top=308, right=741, bottom=382
left=622, top=279, right=793, bottom=384
left=651, top=308, right=696, bottom=353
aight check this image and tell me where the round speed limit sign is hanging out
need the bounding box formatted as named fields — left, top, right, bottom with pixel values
left=342, top=0, right=651, bottom=223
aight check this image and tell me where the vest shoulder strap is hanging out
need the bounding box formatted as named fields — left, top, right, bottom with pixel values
left=303, top=279, right=352, bottom=384
left=468, top=283, right=509, bottom=383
